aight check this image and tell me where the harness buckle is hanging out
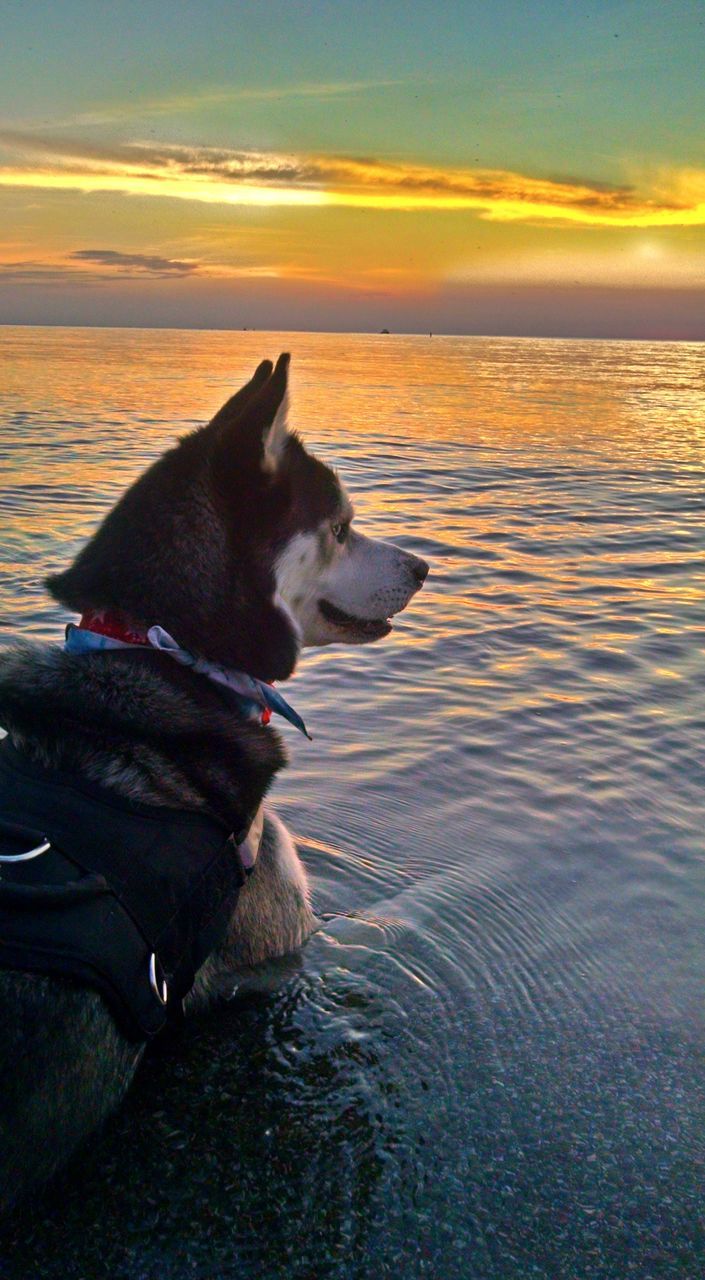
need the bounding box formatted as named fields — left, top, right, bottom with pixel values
left=149, top=952, right=168, bottom=1005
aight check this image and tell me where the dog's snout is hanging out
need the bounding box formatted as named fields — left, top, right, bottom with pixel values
left=410, top=555, right=429, bottom=586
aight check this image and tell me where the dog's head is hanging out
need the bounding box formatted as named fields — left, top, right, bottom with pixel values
left=48, top=354, right=428, bottom=682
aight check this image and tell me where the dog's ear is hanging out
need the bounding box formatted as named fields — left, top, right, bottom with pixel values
left=262, top=375, right=290, bottom=471
left=207, top=358, right=273, bottom=432
left=212, top=352, right=291, bottom=474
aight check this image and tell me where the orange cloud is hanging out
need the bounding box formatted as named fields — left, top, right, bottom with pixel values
left=1, top=132, right=705, bottom=227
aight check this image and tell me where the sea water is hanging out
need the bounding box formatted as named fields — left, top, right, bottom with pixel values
left=2, top=327, right=704, bottom=1278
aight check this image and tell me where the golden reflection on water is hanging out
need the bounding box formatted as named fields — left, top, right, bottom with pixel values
left=1, top=326, right=704, bottom=673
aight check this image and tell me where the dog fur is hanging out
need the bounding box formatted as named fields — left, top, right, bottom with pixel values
left=0, top=353, right=427, bottom=1213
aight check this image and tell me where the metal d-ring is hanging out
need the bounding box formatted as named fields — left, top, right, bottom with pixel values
left=0, top=837, right=51, bottom=862
left=149, top=952, right=168, bottom=1005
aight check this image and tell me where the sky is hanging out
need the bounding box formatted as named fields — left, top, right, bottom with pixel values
left=0, top=0, right=704, bottom=338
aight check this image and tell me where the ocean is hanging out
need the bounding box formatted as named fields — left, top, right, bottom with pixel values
left=2, top=326, right=704, bottom=1278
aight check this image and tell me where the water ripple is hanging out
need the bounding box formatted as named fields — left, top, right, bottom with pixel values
left=3, top=329, right=705, bottom=1278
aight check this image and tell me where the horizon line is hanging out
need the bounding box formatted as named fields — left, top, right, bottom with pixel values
left=1, top=319, right=703, bottom=345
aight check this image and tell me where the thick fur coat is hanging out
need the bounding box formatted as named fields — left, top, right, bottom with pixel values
left=0, top=354, right=427, bottom=1212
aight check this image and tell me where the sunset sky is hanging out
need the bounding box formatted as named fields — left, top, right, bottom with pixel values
left=1, top=0, right=703, bottom=337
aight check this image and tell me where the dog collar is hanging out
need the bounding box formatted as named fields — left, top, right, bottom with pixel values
left=64, top=611, right=311, bottom=740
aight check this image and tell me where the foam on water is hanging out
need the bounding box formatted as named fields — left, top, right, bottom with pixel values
left=2, top=327, right=704, bottom=1277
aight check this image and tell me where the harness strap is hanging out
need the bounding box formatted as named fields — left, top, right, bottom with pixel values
left=0, top=741, right=255, bottom=1040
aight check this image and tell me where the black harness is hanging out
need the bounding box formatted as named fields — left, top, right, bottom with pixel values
left=0, top=741, right=255, bottom=1040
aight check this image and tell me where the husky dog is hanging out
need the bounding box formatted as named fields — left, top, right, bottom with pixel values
left=0, top=353, right=427, bottom=1212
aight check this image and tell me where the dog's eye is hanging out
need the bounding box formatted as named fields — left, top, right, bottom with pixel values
left=331, top=522, right=349, bottom=544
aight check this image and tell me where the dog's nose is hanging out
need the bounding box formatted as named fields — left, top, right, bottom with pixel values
left=410, top=555, right=429, bottom=586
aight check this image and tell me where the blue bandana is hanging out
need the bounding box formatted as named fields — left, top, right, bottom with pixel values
left=64, top=623, right=311, bottom=740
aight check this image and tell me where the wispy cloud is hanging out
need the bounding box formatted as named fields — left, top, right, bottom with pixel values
left=0, top=248, right=325, bottom=289
left=70, top=248, right=198, bottom=275
left=1, top=131, right=704, bottom=227
left=62, top=79, right=406, bottom=127
left=0, top=259, right=113, bottom=287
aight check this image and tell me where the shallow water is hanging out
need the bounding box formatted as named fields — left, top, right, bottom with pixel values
left=1, top=326, right=704, bottom=1278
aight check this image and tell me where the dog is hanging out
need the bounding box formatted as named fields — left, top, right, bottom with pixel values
left=0, top=353, right=428, bottom=1213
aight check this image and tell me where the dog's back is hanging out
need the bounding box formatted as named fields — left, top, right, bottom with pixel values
left=0, top=631, right=284, bottom=1214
